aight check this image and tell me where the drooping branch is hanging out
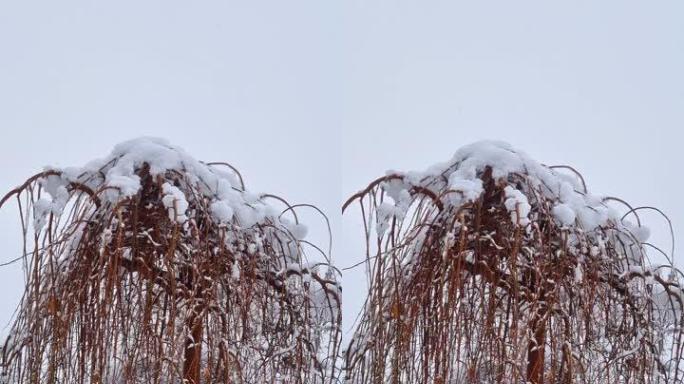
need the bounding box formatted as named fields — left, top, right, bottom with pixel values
left=344, top=141, right=684, bottom=384
left=1, top=138, right=342, bottom=384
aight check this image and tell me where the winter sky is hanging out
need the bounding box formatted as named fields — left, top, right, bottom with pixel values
left=1, top=1, right=683, bottom=343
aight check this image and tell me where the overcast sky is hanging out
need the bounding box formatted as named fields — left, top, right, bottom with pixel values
left=1, top=1, right=683, bottom=344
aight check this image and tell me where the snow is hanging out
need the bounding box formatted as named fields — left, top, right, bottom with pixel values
left=447, top=176, right=483, bottom=205
left=503, top=186, right=531, bottom=226
left=105, top=174, right=141, bottom=199
left=32, top=198, right=53, bottom=232
left=231, top=262, right=241, bottom=280
left=573, top=263, right=583, bottom=283
left=381, top=178, right=412, bottom=209
left=552, top=203, right=576, bottom=226
left=32, top=175, right=71, bottom=232
left=378, top=140, right=635, bottom=232
left=161, top=183, right=189, bottom=224
left=38, top=137, right=305, bottom=239
left=376, top=202, right=400, bottom=237
left=446, top=141, right=527, bottom=180
left=210, top=201, right=234, bottom=223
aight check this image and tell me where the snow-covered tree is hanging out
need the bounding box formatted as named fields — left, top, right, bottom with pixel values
left=0, top=138, right=341, bottom=384
left=344, top=141, right=683, bottom=384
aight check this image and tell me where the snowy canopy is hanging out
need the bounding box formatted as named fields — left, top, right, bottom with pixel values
left=33, top=137, right=307, bottom=238
left=373, top=140, right=648, bottom=241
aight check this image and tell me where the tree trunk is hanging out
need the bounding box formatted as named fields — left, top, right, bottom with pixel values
left=526, top=311, right=546, bottom=384
left=183, top=311, right=204, bottom=384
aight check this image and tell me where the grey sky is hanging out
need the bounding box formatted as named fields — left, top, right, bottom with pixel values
left=1, top=1, right=683, bottom=346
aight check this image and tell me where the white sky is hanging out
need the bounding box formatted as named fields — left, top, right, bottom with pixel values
left=1, top=1, right=683, bottom=345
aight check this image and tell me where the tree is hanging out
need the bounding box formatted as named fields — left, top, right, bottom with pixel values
left=344, top=141, right=684, bottom=384
left=0, top=138, right=341, bottom=384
